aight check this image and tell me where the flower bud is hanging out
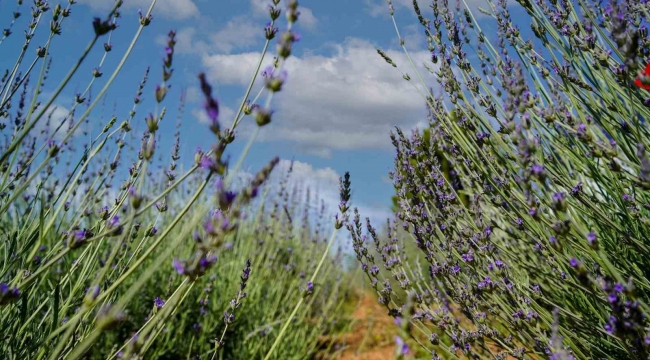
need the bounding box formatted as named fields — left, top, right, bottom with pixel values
left=253, top=108, right=273, bottom=127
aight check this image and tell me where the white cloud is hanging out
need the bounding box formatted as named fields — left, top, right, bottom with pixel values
left=209, top=17, right=261, bottom=54
left=250, top=0, right=270, bottom=17
left=36, top=104, right=85, bottom=141
left=297, top=7, right=318, bottom=30
left=160, top=18, right=260, bottom=56
left=250, top=0, right=318, bottom=31
left=193, top=105, right=236, bottom=127
left=78, top=0, right=199, bottom=20
left=201, top=37, right=434, bottom=156
left=185, top=86, right=201, bottom=104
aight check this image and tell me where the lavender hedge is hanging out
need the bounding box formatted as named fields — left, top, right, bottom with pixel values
left=347, top=0, right=650, bottom=359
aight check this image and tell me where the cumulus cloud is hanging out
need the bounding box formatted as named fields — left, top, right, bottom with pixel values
left=296, top=7, right=318, bottom=30
left=78, top=0, right=199, bottom=20
left=250, top=0, right=318, bottom=31
left=35, top=104, right=86, bottom=141
left=156, top=17, right=260, bottom=56
left=193, top=105, right=236, bottom=127
left=201, top=37, right=435, bottom=156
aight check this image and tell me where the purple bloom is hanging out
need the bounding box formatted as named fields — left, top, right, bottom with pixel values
left=199, top=155, right=215, bottom=171
left=370, top=265, right=380, bottom=276
left=531, top=164, right=544, bottom=175
left=586, top=232, right=597, bottom=245
left=462, top=250, right=474, bottom=262
left=0, top=282, right=20, bottom=305
left=262, top=65, right=288, bottom=92
left=569, top=258, right=579, bottom=268
left=154, top=297, right=165, bottom=308
left=303, top=281, right=314, bottom=297
left=451, top=265, right=461, bottom=275
left=198, top=73, right=220, bottom=134
left=264, top=22, right=279, bottom=40
left=198, top=254, right=217, bottom=270
left=395, top=336, right=409, bottom=355
left=607, top=293, right=618, bottom=304
left=571, top=182, right=583, bottom=196
left=172, top=259, right=185, bottom=275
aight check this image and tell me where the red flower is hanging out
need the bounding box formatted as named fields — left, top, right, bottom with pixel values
left=635, top=63, right=650, bottom=90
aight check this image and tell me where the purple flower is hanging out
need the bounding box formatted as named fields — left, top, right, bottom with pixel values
left=198, top=73, right=220, bottom=134
left=484, top=227, right=492, bottom=237
left=199, top=155, right=215, bottom=171
left=607, top=293, right=618, bottom=304
left=0, top=283, right=20, bottom=305
left=172, top=259, right=185, bottom=275
left=154, top=297, right=165, bottom=308
left=587, top=232, right=597, bottom=245
left=198, top=254, right=217, bottom=271
left=571, top=182, right=583, bottom=196
left=370, top=265, right=380, bottom=276
left=264, top=22, right=279, bottom=40
left=531, top=164, right=544, bottom=175
left=395, top=336, right=409, bottom=355
left=263, top=65, right=288, bottom=92
left=462, top=250, right=474, bottom=262
left=569, top=258, right=579, bottom=268
left=303, top=281, right=314, bottom=297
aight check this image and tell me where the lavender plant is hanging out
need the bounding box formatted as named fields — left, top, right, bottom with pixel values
left=347, top=0, right=650, bottom=358
left=0, top=1, right=354, bottom=359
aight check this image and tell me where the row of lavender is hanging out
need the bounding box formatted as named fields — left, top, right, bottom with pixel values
left=347, top=0, right=650, bottom=358
left=0, top=1, right=355, bottom=359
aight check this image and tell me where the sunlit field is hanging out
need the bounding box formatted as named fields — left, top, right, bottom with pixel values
left=2, top=0, right=650, bottom=359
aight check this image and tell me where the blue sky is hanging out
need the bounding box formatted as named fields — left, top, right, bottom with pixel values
left=0, top=0, right=523, bottom=228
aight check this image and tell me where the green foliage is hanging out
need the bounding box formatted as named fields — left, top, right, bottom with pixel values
left=349, top=0, right=650, bottom=358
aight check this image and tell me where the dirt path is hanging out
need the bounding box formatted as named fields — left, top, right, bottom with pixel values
left=319, top=292, right=518, bottom=360
left=337, top=292, right=396, bottom=360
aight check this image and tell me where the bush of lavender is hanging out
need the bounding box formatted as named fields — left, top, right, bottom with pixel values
left=0, top=1, right=354, bottom=359
left=347, top=0, right=650, bottom=358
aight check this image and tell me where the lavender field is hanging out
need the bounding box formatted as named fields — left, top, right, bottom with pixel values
left=1, top=0, right=650, bottom=359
